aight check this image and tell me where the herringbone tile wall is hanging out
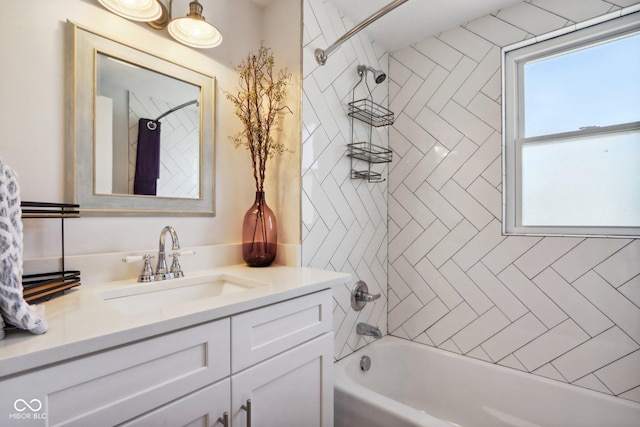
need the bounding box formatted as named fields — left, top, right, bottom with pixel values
left=388, top=0, right=640, bottom=403
left=303, top=0, right=640, bottom=403
left=302, top=0, right=390, bottom=360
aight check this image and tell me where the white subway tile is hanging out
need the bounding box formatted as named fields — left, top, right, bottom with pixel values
left=439, top=260, right=493, bottom=316
left=391, top=46, right=437, bottom=80
left=619, top=387, right=640, bottom=404
left=534, top=268, right=613, bottom=337
left=394, top=112, right=438, bottom=154
left=552, top=238, right=631, bottom=283
left=514, top=237, right=583, bottom=279
left=403, top=66, right=449, bottom=119
left=427, top=57, right=478, bottom=113
left=498, top=354, right=527, bottom=371
left=392, top=183, right=436, bottom=229
left=404, top=220, right=449, bottom=266
left=595, top=350, right=640, bottom=395
left=453, top=46, right=501, bottom=108
left=497, top=2, right=568, bottom=35
left=390, top=145, right=422, bottom=192
left=465, top=15, right=529, bottom=47
left=483, top=236, right=542, bottom=274
left=466, top=92, right=501, bottom=131
left=390, top=73, right=425, bottom=117
left=453, top=220, right=505, bottom=271
left=552, top=327, right=639, bottom=383
left=453, top=307, right=510, bottom=353
left=481, top=156, right=502, bottom=187
left=427, top=302, right=478, bottom=346
left=402, top=142, right=449, bottom=192
left=440, top=101, right=493, bottom=145
left=389, top=219, right=423, bottom=262
left=481, top=313, right=547, bottom=362
left=415, top=182, right=463, bottom=230
left=388, top=294, right=424, bottom=332
left=572, top=375, right=612, bottom=394
left=594, top=240, right=640, bottom=288
left=453, top=131, right=502, bottom=189
left=515, top=320, right=590, bottom=371
left=388, top=190, right=412, bottom=229
left=619, top=275, right=640, bottom=308
left=498, top=265, right=567, bottom=329
left=427, top=137, right=478, bottom=190
left=393, top=255, right=437, bottom=305
left=415, top=106, right=463, bottom=150
left=438, top=27, right=493, bottom=63
left=531, top=0, right=612, bottom=22
left=481, top=69, right=502, bottom=101
left=415, top=257, right=464, bottom=309
left=389, top=56, right=413, bottom=87
left=413, top=37, right=464, bottom=71
left=533, top=363, right=566, bottom=382
left=467, top=176, right=502, bottom=220
left=440, top=180, right=493, bottom=231
left=428, top=220, right=478, bottom=268
left=573, top=271, right=640, bottom=344
left=389, top=262, right=413, bottom=301
left=403, top=297, right=450, bottom=339
left=467, top=261, right=528, bottom=321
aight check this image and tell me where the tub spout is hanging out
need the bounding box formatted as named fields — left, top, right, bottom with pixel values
left=357, top=322, right=382, bottom=338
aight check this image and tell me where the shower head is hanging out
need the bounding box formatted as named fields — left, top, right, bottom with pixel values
left=358, top=65, right=387, bottom=84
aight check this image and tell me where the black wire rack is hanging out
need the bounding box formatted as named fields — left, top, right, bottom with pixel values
left=21, top=201, right=81, bottom=303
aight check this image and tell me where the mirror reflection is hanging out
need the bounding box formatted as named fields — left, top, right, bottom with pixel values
left=96, top=53, right=200, bottom=199
left=66, top=23, right=215, bottom=215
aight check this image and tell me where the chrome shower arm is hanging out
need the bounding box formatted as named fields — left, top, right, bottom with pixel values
left=315, top=0, right=409, bottom=65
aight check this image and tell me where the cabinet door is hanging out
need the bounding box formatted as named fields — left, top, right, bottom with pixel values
left=121, top=379, right=230, bottom=427
left=232, top=289, right=332, bottom=372
left=231, top=333, right=333, bottom=427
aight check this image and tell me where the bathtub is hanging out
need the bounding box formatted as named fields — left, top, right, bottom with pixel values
left=334, top=336, right=640, bottom=427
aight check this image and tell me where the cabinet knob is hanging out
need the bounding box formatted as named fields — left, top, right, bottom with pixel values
left=241, top=399, right=252, bottom=427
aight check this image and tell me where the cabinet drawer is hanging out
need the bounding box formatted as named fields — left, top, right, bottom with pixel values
left=0, top=319, right=229, bottom=427
left=122, top=379, right=230, bottom=427
left=232, top=289, right=332, bottom=372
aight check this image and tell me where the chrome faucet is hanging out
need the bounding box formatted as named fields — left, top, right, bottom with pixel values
left=156, top=225, right=182, bottom=280
left=357, top=322, right=382, bottom=338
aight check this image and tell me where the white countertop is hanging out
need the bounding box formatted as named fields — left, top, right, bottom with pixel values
left=0, top=264, right=350, bottom=377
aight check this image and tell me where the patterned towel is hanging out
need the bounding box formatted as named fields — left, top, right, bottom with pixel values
left=0, top=160, right=47, bottom=338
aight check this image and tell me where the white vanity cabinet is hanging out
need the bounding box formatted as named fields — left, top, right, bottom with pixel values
left=230, top=290, right=334, bottom=427
left=0, top=289, right=334, bottom=427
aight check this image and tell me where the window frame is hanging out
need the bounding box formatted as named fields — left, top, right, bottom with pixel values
left=502, top=10, right=640, bottom=238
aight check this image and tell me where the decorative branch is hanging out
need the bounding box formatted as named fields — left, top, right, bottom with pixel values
left=224, top=45, right=292, bottom=193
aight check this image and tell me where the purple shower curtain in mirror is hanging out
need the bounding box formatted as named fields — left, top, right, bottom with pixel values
left=133, top=119, right=161, bottom=196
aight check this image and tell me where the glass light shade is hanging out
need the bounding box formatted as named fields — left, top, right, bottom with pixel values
left=98, top=0, right=163, bottom=21
left=168, top=17, right=222, bottom=48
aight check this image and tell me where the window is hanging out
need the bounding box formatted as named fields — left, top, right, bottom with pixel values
left=503, top=11, right=640, bottom=237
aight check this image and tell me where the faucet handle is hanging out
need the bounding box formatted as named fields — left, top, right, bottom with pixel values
left=351, top=281, right=381, bottom=311
left=168, top=250, right=194, bottom=278
left=122, top=254, right=156, bottom=282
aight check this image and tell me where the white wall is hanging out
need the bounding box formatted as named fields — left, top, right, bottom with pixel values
left=388, top=0, right=640, bottom=403
left=0, top=0, right=301, bottom=276
left=302, top=0, right=390, bottom=360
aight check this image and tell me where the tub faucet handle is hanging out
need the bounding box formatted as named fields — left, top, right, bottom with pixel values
left=351, top=281, right=381, bottom=311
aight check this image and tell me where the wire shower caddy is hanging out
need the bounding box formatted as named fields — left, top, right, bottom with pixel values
left=346, top=69, right=394, bottom=182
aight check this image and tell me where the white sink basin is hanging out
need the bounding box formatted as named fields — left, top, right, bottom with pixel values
left=97, top=273, right=266, bottom=316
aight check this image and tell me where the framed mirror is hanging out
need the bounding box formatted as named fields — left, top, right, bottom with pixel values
left=65, top=22, right=215, bottom=215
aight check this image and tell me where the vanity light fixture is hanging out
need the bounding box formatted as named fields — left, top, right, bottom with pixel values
left=97, top=0, right=223, bottom=49
left=167, top=0, right=223, bottom=48
left=97, top=0, right=163, bottom=22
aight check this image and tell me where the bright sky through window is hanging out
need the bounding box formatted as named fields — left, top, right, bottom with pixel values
left=524, top=33, right=640, bottom=138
